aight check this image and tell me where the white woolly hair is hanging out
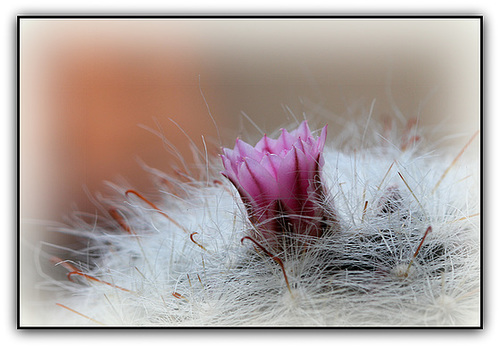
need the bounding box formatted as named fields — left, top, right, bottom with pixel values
left=36, top=110, right=480, bottom=327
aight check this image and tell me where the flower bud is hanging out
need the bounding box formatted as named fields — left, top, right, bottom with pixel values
left=221, top=121, right=336, bottom=249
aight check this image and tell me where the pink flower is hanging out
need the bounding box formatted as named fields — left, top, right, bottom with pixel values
left=221, top=121, right=335, bottom=250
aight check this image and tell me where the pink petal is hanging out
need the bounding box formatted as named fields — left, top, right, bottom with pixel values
left=255, top=134, right=278, bottom=154
left=222, top=149, right=242, bottom=174
left=220, top=154, right=238, bottom=182
left=220, top=170, right=254, bottom=214
left=292, top=120, right=312, bottom=140
left=316, top=124, right=328, bottom=152
left=260, top=153, right=282, bottom=179
left=277, top=128, right=295, bottom=151
left=294, top=137, right=306, bottom=154
left=234, top=139, right=261, bottom=161
left=222, top=147, right=235, bottom=160
left=294, top=146, right=314, bottom=191
left=302, top=141, right=318, bottom=159
left=276, top=146, right=303, bottom=211
left=238, top=157, right=279, bottom=204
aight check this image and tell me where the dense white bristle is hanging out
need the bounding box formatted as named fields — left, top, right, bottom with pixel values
left=37, top=116, right=480, bottom=327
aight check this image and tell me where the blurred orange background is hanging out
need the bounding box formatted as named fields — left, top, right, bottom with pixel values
left=19, top=18, right=480, bottom=324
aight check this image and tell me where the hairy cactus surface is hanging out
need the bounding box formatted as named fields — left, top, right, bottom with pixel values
left=37, top=115, right=480, bottom=327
